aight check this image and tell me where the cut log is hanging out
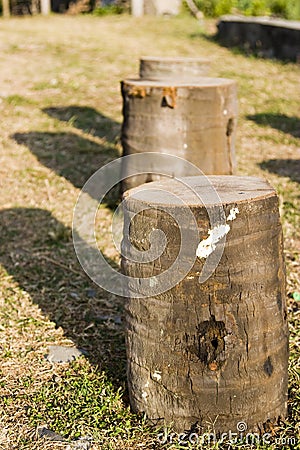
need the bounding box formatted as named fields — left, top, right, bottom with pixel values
left=122, top=175, right=289, bottom=434
left=139, top=56, right=210, bottom=81
left=121, top=78, right=237, bottom=191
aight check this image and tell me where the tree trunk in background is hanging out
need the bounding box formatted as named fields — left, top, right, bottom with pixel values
left=122, top=175, right=289, bottom=434
left=2, top=0, right=10, bottom=17
left=185, top=0, right=203, bottom=20
left=131, top=0, right=143, bottom=16
left=143, top=0, right=181, bottom=15
left=41, top=0, right=51, bottom=14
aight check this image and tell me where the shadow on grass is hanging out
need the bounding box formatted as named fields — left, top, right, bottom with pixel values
left=42, top=106, right=121, bottom=143
left=12, top=106, right=122, bottom=206
left=259, top=159, right=300, bottom=184
left=0, top=207, right=127, bottom=387
left=247, top=113, right=300, bottom=138
left=190, top=30, right=262, bottom=63
left=12, top=131, right=119, bottom=191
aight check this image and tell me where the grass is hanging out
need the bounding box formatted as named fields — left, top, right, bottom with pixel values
left=0, top=12, right=299, bottom=450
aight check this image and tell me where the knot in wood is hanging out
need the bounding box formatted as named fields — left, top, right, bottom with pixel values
left=188, top=316, right=226, bottom=371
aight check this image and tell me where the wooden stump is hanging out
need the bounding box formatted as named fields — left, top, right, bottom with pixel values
left=139, top=56, right=211, bottom=81
left=121, top=78, right=237, bottom=191
left=122, top=175, right=289, bottom=434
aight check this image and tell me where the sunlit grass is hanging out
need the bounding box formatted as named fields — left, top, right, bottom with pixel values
left=0, top=13, right=299, bottom=450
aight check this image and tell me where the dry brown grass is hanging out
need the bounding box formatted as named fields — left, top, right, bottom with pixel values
left=0, top=13, right=299, bottom=449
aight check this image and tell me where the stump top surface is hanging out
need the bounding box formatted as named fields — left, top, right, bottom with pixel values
left=140, top=56, right=210, bottom=63
left=122, top=77, right=235, bottom=88
left=219, top=14, right=300, bottom=30
left=124, top=176, right=275, bottom=207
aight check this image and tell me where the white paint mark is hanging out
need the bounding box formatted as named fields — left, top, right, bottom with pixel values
left=149, top=277, right=158, bottom=287
left=183, top=143, right=188, bottom=149
left=152, top=371, right=162, bottom=381
left=196, top=207, right=240, bottom=259
left=142, top=380, right=150, bottom=401
left=196, top=224, right=230, bottom=259
left=223, top=109, right=228, bottom=115
left=227, top=207, right=239, bottom=221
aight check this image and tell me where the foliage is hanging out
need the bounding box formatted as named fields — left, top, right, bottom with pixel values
left=191, top=0, right=300, bottom=18
left=27, top=360, right=138, bottom=441
left=93, top=4, right=123, bottom=15
left=93, top=0, right=128, bottom=15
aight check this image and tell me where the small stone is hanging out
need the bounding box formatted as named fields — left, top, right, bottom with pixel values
left=114, top=315, right=122, bottom=325
left=90, top=314, right=122, bottom=324
left=46, top=345, right=87, bottom=363
left=86, top=289, right=96, bottom=298
left=37, top=427, right=66, bottom=441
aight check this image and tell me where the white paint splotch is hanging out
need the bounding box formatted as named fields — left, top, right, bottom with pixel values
left=152, top=371, right=162, bottom=381
left=227, top=207, right=239, bottom=221
left=196, top=224, right=230, bottom=259
left=196, top=207, right=239, bottom=259
left=142, top=380, right=150, bottom=401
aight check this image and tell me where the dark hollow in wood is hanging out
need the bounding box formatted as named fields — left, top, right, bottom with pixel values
left=122, top=175, right=289, bottom=433
left=139, top=56, right=211, bottom=81
left=121, top=78, right=238, bottom=191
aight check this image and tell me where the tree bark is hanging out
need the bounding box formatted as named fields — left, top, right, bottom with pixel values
left=122, top=175, right=289, bottom=434
left=40, top=0, right=51, bottom=14
left=131, top=0, right=143, bottom=16
left=121, top=78, right=237, bottom=191
left=185, top=0, right=204, bottom=20
left=139, top=56, right=210, bottom=81
left=2, top=0, right=10, bottom=17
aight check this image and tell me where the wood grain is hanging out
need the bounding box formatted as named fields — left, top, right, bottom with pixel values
left=122, top=176, right=289, bottom=433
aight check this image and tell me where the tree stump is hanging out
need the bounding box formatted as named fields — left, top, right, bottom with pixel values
left=121, top=78, right=237, bottom=191
left=139, top=56, right=210, bottom=81
left=122, top=175, right=289, bottom=434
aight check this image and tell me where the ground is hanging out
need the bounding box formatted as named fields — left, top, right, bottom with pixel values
left=0, top=13, right=299, bottom=450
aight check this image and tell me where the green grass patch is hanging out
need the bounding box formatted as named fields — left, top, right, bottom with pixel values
left=4, top=94, right=36, bottom=106
left=0, top=13, right=299, bottom=450
left=27, top=360, right=139, bottom=441
left=189, top=0, right=300, bottom=18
